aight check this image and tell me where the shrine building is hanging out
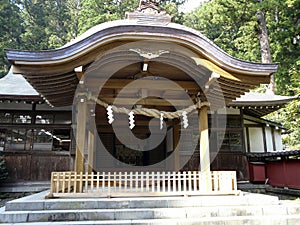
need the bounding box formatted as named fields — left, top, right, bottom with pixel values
left=0, top=1, right=298, bottom=196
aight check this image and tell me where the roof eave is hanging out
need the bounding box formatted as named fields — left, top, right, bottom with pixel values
left=5, top=21, right=278, bottom=76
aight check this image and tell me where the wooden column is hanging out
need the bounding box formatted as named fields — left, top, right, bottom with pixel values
left=87, top=121, right=95, bottom=173
left=262, top=126, right=267, bottom=153
left=199, top=105, right=210, bottom=172
left=271, top=127, right=276, bottom=151
left=75, top=96, right=87, bottom=173
left=198, top=104, right=212, bottom=192
left=173, top=121, right=180, bottom=171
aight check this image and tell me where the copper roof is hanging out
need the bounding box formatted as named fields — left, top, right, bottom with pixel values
left=230, top=92, right=299, bottom=117
left=5, top=13, right=278, bottom=107
left=0, top=68, right=39, bottom=96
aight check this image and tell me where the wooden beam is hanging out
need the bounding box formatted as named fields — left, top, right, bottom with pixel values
left=33, top=78, right=78, bottom=87
left=87, top=79, right=200, bottom=92
left=96, top=126, right=166, bottom=133
left=95, top=119, right=176, bottom=127
left=24, top=72, right=75, bottom=80
left=101, top=97, right=192, bottom=107
left=38, top=88, right=77, bottom=95
left=75, top=66, right=84, bottom=81
left=236, top=74, right=270, bottom=85
left=204, top=72, right=220, bottom=93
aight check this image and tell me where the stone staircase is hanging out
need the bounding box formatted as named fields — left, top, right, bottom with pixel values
left=1, top=190, right=300, bottom=224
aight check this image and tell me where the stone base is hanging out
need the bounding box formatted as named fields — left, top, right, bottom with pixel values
left=1, top=190, right=300, bottom=224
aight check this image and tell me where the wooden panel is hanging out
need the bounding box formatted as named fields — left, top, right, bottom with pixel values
left=4, top=154, right=31, bottom=180
left=30, top=154, right=71, bottom=180
left=211, top=152, right=248, bottom=181
left=3, top=152, right=71, bottom=181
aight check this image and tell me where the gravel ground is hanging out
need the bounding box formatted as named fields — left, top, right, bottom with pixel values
left=0, top=192, right=33, bottom=208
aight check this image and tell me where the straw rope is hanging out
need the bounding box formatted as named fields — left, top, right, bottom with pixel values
left=82, top=92, right=208, bottom=119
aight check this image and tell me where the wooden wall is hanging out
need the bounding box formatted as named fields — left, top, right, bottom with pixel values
left=182, top=150, right=248, bottom=181
left=2, top=151, right=72, bottom=181
left=211, top=152, right=248, bottom=181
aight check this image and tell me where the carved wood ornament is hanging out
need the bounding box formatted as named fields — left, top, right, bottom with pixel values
left=126, top=0, right=172, bottom=23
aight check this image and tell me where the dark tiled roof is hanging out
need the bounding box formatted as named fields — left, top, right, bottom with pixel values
left=247, top=149, right=300, bottom=158
left=230, top=92, right=299, bottom=117
left=0, top=68, right=39, bottom=96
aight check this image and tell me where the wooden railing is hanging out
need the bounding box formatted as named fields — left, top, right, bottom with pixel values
left=47, top=171, right=238, bottom=198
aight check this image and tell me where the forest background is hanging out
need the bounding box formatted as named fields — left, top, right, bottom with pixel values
left=0, top=0, right=299, bottom=148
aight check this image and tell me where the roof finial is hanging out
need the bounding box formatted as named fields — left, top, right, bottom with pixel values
left=126, top=0, right=171, bottom=23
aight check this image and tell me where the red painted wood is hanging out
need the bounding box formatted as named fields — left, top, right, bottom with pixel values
left=248, top=162, right=266, bottom=183
left=266, top=159, right=300, bottom=189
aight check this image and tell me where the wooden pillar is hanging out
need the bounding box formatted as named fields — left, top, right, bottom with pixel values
left=262, top=126, right=267, bottom=153
left=198, top=104, right=212, bottom=192
left=75, top=96, right=87, bottom=173
left=87, top=123, right=95, bottom=173
left=173, top=122, right=180, bottom=171
left=199, top=105, right=210, bottom=172
left=271, top=127, right=276, bottom=151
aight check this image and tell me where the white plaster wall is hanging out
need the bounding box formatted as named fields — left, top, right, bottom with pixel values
left=265, top=127, right=274, bottom=152
left=274, top=130, right=283, bottom=151
left=249, top=127, right=264, bottom=153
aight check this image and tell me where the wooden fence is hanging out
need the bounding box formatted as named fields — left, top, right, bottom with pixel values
left=47, top=171, right=238, bottom=198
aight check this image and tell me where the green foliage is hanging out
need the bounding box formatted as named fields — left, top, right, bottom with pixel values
left=19, top=0, right=72, bottom=50
left=0, top=156, right=8, bottom=181
left=264, top=64, right=300, bottom=148
left=183, top=0, right=300, bottom=95
left=0, top=0, right=186, bottom=75
left=183, top=0, right=261, bottom=62
left=184, top=0, right=300, bottom=147
left=0, top=0, right=23, bottom=77
left=262, top=0, right=300, bottom=95
left=77, top=0, right=185, bottom=35
left=76, top=0, right=136, bottom=35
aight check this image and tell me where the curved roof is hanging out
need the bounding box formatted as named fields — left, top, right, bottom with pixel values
left=230, top=92, right=299, bottom=117
left=5, top=15, right=278, bottom=107
left=7, top=20, right=278, bottom=75
left=0, top=68, right=39, bottom=96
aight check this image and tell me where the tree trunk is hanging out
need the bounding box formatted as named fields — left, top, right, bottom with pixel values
left=256, top=9, right=275, bottom=94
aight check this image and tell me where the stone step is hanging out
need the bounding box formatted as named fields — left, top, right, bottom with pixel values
left=1, top=204, right=300, bottom=223
left=1, top=215, right=300, bottom=225
left=1, top=191, right=300, bottom=224
left=5, top=191, right=280, bottom=211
